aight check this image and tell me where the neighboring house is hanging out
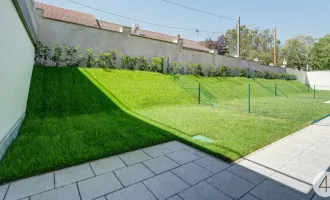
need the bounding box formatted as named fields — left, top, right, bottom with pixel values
left=34, top=2, right=211, bottom=52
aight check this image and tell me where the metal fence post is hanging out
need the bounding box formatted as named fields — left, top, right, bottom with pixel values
left=198, top=83, right=201, bottom=104
left=248, top=84, right=251, bottom=113
left=314, top=85, right=316, bottom=99
left=274, top=84, right=277, bottom=96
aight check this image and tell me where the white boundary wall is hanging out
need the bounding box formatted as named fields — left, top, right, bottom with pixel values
left=286, top=68, right=330, bottom=90
left=0, top=0, right=36, bottom=159
left=35, top=8, right=284, bottom=74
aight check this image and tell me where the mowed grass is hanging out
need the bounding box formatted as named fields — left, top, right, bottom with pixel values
left=84, top=69, right=329, bottom=160
left=1, top=67, right=329, bottom=183
left=0, top=67, right=177, bottom=183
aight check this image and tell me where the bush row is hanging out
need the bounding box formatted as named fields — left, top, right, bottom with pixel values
left=35, top=41, right=296, bottom=80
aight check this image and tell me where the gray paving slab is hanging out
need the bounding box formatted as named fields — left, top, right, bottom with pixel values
left=166, top=195, right=182, bottom=200
left=143, top=156, right=179, bottom=174
left=250, top=180, right=308, bottom=200
left=77, top=172, right=122, bottom=200
left=179, top=181, right=232, bottom=200
left=239, top=193, right=259, bottom=200
left=119, top=150, right=151, bottom=166
left=303, top=148, right=330, bottom=162
left=20, top=198, right=29, bottom=200
left=162, top=141, right=188, bottom=151
left=55, top=164, right=94, bottom=187
left=30, top=183, right=80, bottom=200
left=291, top=154, right=330, bottom=171
left=94, top=197, right=106, bottom=200
left=5, top=173, right=54, bottom=200
left=310, top=142, right=330, bottom=154
left=184, top=147, right=206, bottom=157
left=143, top=172, right=189, bottom=200
left=114, top=163, right=154, bottom=187
left=0, top=184, right=8, bottom=200
left=265, top=142, right=305, bottom=156
left=206, top=170, right=255, bottom=200
left=278, top=160, right=321, bottom=184
left=90, top=156, right=126, bottom=175
left=312, top=194, right=330, bottom=200
left=171, top=162, right=213, bottom=185
left=143, top=144, right=173, bottom=158
left=227, top=159, right=274, bottom=184
left=106, top=182, right=157, bottom=200
left=194, top=156, right=229, bottom=173
left=268, top=172, right=314, bottom=199
left=166, top=150, right=199, bottom=165
left=246, top=150, right=294, bottom=170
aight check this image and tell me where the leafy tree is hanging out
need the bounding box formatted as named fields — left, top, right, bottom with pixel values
left=225, top=25, right=280, bottom=65
left=309, top=34, right=330, bottom=70
left=204, top=35, right=229, bottom=55
left=279, top=35, right=315, bottom=70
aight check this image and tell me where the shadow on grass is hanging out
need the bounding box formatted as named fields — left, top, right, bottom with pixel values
left=0, top=67, right=240, bottom=184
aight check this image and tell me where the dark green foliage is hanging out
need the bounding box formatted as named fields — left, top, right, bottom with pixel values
left=194, top=63, right=204, bottom=76
left=35, top=41, right=50, bottom=65
left=138, top=56, right=148, bottom=71
left=279, top=73, right=297, bottom=80
left=63, top=44, right=81, bottom=67
left=239, top=68, right=247, bottom=77
left=121, top=54, right=138, bottom=70
left=98, top=49, right=117, bottom=71
left=86, top=48, right=95, bottom=68
left=51, top=42, right=63, bottom=67
left=151, top=57, right=165, bottom=72
left=253, top=70, right=264, bottom=78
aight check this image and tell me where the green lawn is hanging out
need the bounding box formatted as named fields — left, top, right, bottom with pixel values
left=0, top=67, right=329, bottom=184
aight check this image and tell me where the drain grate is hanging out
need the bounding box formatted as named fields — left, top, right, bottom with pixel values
left=192, top=135, right=214, bottom=143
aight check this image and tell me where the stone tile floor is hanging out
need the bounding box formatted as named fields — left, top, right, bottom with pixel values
left=0, top=117, right=330, bottom=200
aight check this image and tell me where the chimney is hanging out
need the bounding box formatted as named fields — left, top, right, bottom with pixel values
left=132, top=24, right=139, bottom=33
left=120, top=26, right=131, bottom=34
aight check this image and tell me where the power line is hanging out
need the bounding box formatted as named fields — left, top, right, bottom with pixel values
left=67, top=0, right=224, bottom=34
left=160, top=0, right=237, bottom=21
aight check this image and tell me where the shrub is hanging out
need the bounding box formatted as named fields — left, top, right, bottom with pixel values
left=232, top=67, right=238, bottom=77
left=171, top=61, right=182, bottom=74
left=138, top=56, right=148, bottom=71
left=151, top=57, right=162, bottom=72
left=86, top=48, right=96, bottom=68
left=280, top=73, right=297, bottom=80
left=35, top=41, right=50, bottom=65
left=121, top=54, right=138, bottom=70
left=194, top=63, right=204, bottom=76
left=209, top=65, right=218, bottom=77
left=271, top=72, right=279, bottom=79
left=239, top=68, right=247, bottom=77
left=63, top=44, right=81, bottom=67
left=51, top=42, right=62, bottom=67
left=263, top=71, right=271, bottom=79
left=253, top=70, right=264, bottom=78
left=160, top=57, right=165, bottom=73
left=98, top=49, right=116, bottom=71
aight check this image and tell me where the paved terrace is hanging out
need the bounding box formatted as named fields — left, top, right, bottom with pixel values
left=0, top=117, right=330, bottom=200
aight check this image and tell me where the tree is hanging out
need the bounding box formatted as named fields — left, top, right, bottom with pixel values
left=279, top=35, right=315, bottom=70
left=204, top=35, right=229, bottom=55
left=309, top=34, right=330, bottom=70
left=225, top=25, right=280, bottom=66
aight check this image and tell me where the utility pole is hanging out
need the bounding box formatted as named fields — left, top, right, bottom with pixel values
left=274, top=27, right=277, bottom=66
left=196, top=29, right=199, bottom=43
left=237, top=16, right=240, bottom=58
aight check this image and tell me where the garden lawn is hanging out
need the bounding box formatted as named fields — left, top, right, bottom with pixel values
left=0, top=67, right=176, bottom=184
left=0, top=67, right=329, bottom=184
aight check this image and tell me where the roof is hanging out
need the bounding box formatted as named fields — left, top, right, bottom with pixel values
left=35, top=2, right=211, bottom=52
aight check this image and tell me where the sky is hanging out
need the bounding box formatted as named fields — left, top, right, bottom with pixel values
left=36, top=0, right=330, bottom=43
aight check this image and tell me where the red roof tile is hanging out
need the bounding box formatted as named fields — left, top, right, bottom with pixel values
left=35, top=2, right=99, bottom=28
left=35, top=2, right=211, bottom=52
